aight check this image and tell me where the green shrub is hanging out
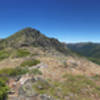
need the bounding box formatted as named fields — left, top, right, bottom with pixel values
left=92, top=74, right=100, bottom=81
left=0, top=68, right=15, bottom=76
left=29, top=68, right=42, bottom=75
left=32, top=79, right=50, bottom=94
left=21, top=59, right=40, bottom=67
left=0, top=78, right=9, bottom=100
left=0, top=67, right=29, bottom=77
left=16, top=49, right=30, bottom=57
left=88, top=57, right=100, bottom=65
left=8, top=67, right=29, bottom=76
left=0, top=50, right=10, bottom=61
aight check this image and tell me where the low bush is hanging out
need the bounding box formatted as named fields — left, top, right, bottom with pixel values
left=0, top=50, right=10, bottom=61
left=88, top=57, right=100, bottom=65
left=29, top=68, right=42, bottom=75
left=0, top=78, right=9, bottom=100
left=32, top=79, right=50, bottom=94
left=0, top=67, right=28, bottom=77
left=16, top=49, right=30, bottom=57
left=20, top=59, right=40, bottom=67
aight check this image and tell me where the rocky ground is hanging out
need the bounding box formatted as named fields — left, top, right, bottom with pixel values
left=7, top=63, right=56, bottom=100
left=8, top=75, right=56, bottom=100
left=0, top=47, right=100, bottom=100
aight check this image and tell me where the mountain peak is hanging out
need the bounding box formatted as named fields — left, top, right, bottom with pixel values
left=18, top=27, right=38, bottom=33
left=0, top=27, right=71, bottom=55
left=14, top=27, right=41, bottom=36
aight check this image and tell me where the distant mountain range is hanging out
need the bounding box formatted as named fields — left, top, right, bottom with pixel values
left=68, top=42, right=100, bottom=64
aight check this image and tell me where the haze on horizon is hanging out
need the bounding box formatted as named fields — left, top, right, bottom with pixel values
left=0, top=0, right=100, bottom=43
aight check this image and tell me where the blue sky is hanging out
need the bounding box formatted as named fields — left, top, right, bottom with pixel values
left=0, top=0, right=100, bottom=43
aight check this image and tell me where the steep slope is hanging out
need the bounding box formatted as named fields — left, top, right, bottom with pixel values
left=0, top=28, right=71, bottom=56
left=67, top=42, right=100, bottom=64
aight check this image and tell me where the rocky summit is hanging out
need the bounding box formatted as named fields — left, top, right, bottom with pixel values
left=0, top=28, right=71, bottom=56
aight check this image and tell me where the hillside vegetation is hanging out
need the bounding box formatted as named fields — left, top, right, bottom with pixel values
left=0, top=28, right=100, bottom=100
left=68, top=42, right=100, bottom=65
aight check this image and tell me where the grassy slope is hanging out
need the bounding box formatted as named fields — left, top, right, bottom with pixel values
left=32, top=74, right=100, bottom=100
left=0, top=28, right=100, bottom=100
left=68, top=43, right=100, bottom=65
